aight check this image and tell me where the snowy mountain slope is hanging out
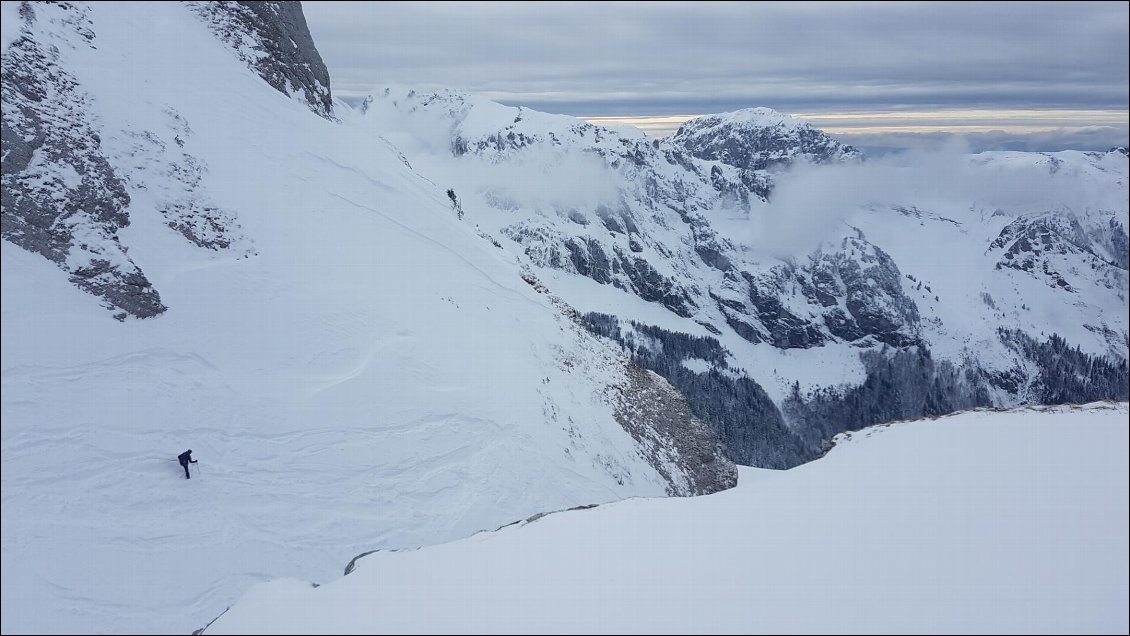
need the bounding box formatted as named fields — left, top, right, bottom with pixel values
left=351, top=87, right=1129, bottom=468
left=2, top=2, right=1126, bottom=633
left=2, top=1, right=166, bottom=318
left=207, top=402, right=1130, bottom=635
left=0, top=3, right=733, bottom=634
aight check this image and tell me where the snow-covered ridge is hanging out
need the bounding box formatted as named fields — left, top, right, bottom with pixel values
left=358, top=86, right=653, bottom=163
left=205, top=402, right=1130, bottom=635
left=670, top=105, right=860, bottom=177
left=1, top=4, right=733, bottom=634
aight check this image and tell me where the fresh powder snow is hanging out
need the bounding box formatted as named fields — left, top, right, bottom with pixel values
left=208, top=403, right=1129, bottom=635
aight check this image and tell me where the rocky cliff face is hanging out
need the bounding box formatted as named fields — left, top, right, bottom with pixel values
left=612, top=362, right=738, bottom=494
left=186, top=1, right=333, bottom=118
left=669, top=107, right=859, bottom=199
left=990, top=214, right=1127, bottom=294
left=714, top=232, right=921, bottom=350
left=1, top=1, right=321, bottom=318
left=522, top=272, right=739, bottom=493
left=1, top=2, right=165, bottom=319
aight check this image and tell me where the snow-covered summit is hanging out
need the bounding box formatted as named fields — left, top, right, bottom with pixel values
left=669, top=106, right=860, bottom=174
left=683, top=106, right=810, bottom=133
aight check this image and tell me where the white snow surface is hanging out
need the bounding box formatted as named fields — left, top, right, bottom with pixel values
left=210, top=403, right=1130, bottom=635
left=670, top=106, right=814, bottom=142
left=1, top=4, right=677, bottom=634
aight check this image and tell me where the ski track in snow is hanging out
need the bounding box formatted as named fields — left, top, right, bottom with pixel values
left=321, top=189, right=540, bottom=309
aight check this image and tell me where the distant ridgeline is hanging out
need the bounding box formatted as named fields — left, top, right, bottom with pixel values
left=356, top=88, right=1127, bottom=469
left=3, top=1, right=1127, bottom=473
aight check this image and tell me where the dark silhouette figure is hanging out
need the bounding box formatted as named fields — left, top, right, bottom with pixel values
left=178, top=449, right=198, bottom=479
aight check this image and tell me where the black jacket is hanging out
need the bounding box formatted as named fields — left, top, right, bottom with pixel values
left=178, top=450, right=197, bottom=465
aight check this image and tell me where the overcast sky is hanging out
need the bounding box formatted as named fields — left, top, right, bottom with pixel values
left=303, top=1, right=1128, bottom=150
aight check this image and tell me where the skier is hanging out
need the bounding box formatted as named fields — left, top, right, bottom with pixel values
left=178, top=449, right=198, bottom=479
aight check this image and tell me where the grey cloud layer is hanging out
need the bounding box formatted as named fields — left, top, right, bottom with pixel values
left=844, top=127, right=1130, bottom=155
left=305, top=1, right=1128, bottom=115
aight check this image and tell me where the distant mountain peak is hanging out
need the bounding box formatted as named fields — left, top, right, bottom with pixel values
left=683, top=106, right=808, bottom=131
left=669, top=107, right=859, bottom=172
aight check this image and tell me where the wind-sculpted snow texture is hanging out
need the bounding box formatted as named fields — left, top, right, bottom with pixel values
left=207, top=403, right=1130, bottom=635
left=1, top=3, right=732, bottom=634
left=355, top=87, right=1129, bottom=468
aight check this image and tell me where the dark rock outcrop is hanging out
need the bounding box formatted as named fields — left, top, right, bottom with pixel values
left=187, top=1, right=333, bottom=118
left=584, top=313, right=813, bottom=469
left=2, top=2, right=289, bottom=318
left=990, top=214, right=1128, bottom=292
left=2, top=2, right=165, bottom=319
left=711, top=234, right=920, bottom=350
left=611, top=362, right=738, bottom=495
